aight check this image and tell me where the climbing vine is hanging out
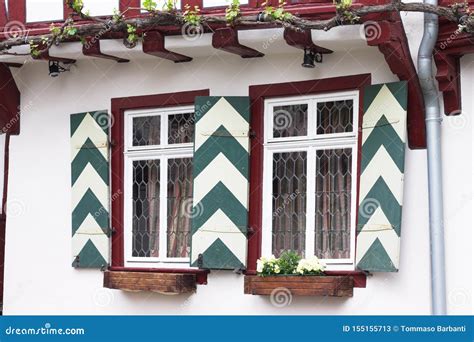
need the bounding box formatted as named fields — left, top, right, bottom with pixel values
left=0, top=0, right=472, bottom=56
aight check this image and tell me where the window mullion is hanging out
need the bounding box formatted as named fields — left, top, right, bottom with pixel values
left=159, top=155, right=168, bottom=259
left=306, top=147, right=316, bottom=258
left=261, top=149, right=273, bottom=257
left=308, top=99, right=317, bottom=139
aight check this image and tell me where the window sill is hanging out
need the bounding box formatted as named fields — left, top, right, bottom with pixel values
left=244, top=274, right=362, bottom=297
left=104, top=267, right=209, bottom=294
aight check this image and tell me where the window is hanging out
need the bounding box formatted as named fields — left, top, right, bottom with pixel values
left=124, top=106, right=194, bottom=267
left=82, top=0, right=119, bottom=16
left=203, top=0, right=249, bottom=7
left=26, top=0, right=63, bottom=22
left=261, top=91, right=359, bottom=270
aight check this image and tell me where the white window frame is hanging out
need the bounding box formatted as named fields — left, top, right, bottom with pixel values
left=124, top=105, right=195, bottom=268
left=261, top=91, right=359, bottom=271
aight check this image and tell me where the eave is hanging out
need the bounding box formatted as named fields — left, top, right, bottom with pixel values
left=0, top=0, right=434, bottom=148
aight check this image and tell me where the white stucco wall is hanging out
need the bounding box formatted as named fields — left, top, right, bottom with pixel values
left=1, top=22, right=472, bottom=315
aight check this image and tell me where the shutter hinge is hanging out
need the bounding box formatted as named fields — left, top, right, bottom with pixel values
left=249, top=130, right=257, bottom=139
left=72, top=255, right=80, bottom=268
left=247, top=226, right=255, bottom=236
left=234, top=266, right=246, bottom=275
left=197, top=254, right=204, bottom=269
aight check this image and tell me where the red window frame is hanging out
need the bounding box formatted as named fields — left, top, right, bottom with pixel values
left=246, top=74, right=371, bottom=273
left=110, top=89, right=209, bottom=283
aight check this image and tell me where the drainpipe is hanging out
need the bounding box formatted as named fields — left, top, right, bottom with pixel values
left=417, top=0, right=447, bottom=315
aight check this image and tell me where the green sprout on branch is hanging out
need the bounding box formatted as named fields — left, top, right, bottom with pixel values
left=226, top=0, right=241, bottom=24
left=183, top=4, right=202, bottom=26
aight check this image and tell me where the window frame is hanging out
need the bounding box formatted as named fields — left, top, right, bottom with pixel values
left=261, top=92, right=359, bottom=270
left=247, top=74, right=372, bottom=273
left=110, top=89, right=210, bottom=268
left=123, top=106, right=194, bottom=268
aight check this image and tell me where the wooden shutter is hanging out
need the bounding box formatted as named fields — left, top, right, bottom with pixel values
left=70, top=111, right=110, bottom=268
left=190, top=97, right=250, bottom=270
left=356, top=82, right=407, bottom=272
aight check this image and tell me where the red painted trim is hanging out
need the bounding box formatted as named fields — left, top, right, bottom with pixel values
left=120, top=0, right=141, bottom=18
left=109, top=267, right=210, bottom=285
left=0, top=0, right=7, bottom=28
left=247, top=74, right=371, bottom=273
left=7, top=0, right=25, bottom=23
left=63, top=0, right=74, bottom=20
left=110, top=89, right=210, bottom=267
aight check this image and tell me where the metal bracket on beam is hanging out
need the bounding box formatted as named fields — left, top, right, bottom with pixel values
left=83, top=37, right=130, bottom=63
left=212, top=28, right=264, bottom=58
left=283, top=28, right=333, bottom=55
left=143, top=31, right=192, bottom=63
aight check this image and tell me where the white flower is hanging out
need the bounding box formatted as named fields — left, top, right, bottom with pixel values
left=257, top=259, right=264, bottom=273
left=296, top=255, right=326, bottom=274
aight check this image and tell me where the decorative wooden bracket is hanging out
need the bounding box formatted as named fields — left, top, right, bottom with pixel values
left=143, top=31, right=192, bottom=63
left=32, top=43, right=76, bottom=64
left=363, top=15, right=426, bottom=149
left=434, top=18, right=474, bottom=116
left=212, top=28, right=264, bottom=58
left=433, top=51, right=461, bottom=115
left=2, top=62, right=23, bottom=68
left=83, top=37, right=130, bottom=63
left=283, top=28, right=333, bottom=55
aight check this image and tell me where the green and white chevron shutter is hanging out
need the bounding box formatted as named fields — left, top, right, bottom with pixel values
left=356, top=82, right=407, bottom=272
left=190, top=97, right=250, bottom=270
left=70, top=111, right=110, bottom=268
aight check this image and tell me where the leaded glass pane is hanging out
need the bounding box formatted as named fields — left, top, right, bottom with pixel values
left=133, top=116, right=160, bottom=146
left=273, top=104, right=308, bottom=138
left=132, top=159, right=160, bottom=257
left=168, top=113, right=194, bottom=144
left=167, top=157, right=193, bottom=258
left=317, top=100, right=353, bottom=135
left=315, top=148, right=352, bottom=259
left=272, top=151, right=307, bottom=257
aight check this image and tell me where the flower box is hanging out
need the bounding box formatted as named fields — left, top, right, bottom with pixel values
left=103, top=271, right=197, bottom=294
left=244, top=275, right=354, bottom=297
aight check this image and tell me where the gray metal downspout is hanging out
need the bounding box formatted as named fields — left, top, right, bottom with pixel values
left=417, top=0, right=447, bottom=315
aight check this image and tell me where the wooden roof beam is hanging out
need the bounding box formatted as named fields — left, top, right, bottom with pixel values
left=83, top=38, right=130, bottom=63
left=143, top=31, right=192, bottom=63
left=283, top=28, right=333, bottom=55
left=212, top=28, right=264, bottom=58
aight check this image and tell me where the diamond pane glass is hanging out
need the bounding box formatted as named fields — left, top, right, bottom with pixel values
left=273, top=104, right=308, bottom=138
left=132, top=159, right=160, bottom=257
left=133, top=116, right=160, bottom=146
left=317, top=100, right=353, bottom=135
left=168, top=113, right=194, bottom=144
left=167, top=157, right=193, bottom=258
left=272, top=151, right=307, bottom=257
left=315, top=148, right=352, bottom=259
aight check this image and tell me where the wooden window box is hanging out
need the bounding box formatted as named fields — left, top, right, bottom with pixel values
left=103, top=271, right=197, bottom=294
left=244, top=275, right=354, bottom=297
